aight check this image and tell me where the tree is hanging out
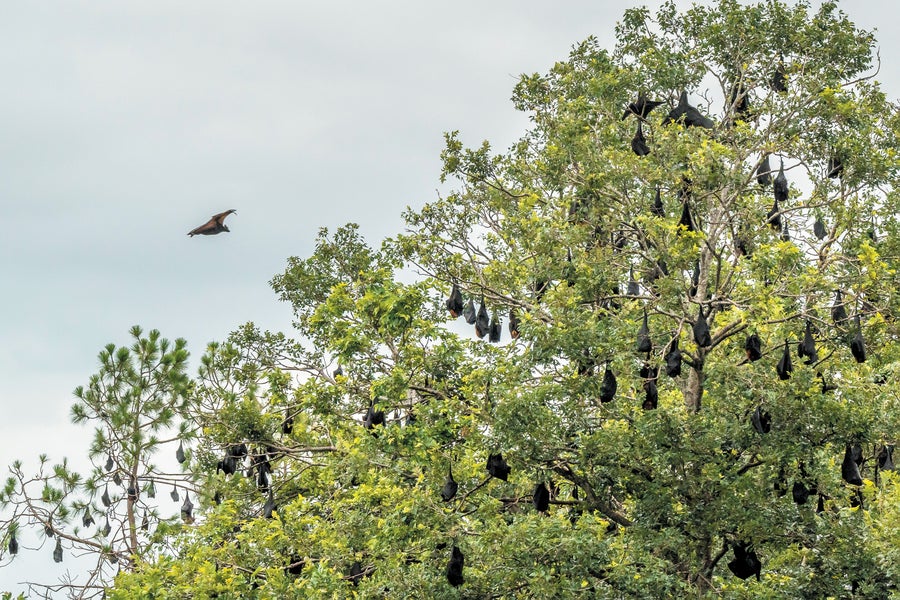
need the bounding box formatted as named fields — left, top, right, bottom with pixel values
left=51, top=1, right=900, bottom=598
left=1, top=326, right=195, bottom=599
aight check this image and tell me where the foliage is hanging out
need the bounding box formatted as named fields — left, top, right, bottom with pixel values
left=0, top=326, right=195, bottom=599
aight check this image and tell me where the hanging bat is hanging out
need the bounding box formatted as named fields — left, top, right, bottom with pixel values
left=751, top=406, right=771, bottom=434
left=622, top=94, right=663, bottom=120
left=181, top=494, right=195, bottom=524
left=842, top=444, right=863, bottom=485
left=665, top=339, right=682, bottom=377
left=777, top=340, right=792, bottom=380
left=631, top=122, right=650, bottom=156
left=774, top=160, right=789, bottom=202
left=798, top=320, right=818, bottom=364
left=600, top=364, right=617, bottom=403
left=446, top=284, right=464, bottom=317
left=533, top=482, right=550, bottom=513
left=486, top=453, right=511, bottom=481
left=693, top=308, right=711, bottom=347
left=441, top=466, right=458, bottom=502
left=446, top=545, right=464, bottom=587
left=727, top=541, right=761, bottom=581
left=636, top=310, right=652, bottom=353
left=744, top=333, right=762, bottom=362
left=663, top=91, right=714, bottom=129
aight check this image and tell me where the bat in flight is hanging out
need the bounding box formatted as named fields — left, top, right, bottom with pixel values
left=188, top=209, right=236, bottom=237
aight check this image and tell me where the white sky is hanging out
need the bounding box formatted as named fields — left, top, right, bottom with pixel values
left=0, top=0, right=897, bottom=594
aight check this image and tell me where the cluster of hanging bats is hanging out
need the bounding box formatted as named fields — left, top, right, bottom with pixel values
left=433, top=61, right=890, bottom=585
left=17, top=68, right=884, bottom=590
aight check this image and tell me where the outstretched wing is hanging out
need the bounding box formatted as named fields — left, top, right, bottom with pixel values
left=212, top=209, right=236, bottom=224
left=187, top=217, right=217, bottom=236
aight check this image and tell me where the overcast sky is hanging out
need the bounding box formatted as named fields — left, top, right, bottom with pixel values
left=0, top=0, right=897, bottom=593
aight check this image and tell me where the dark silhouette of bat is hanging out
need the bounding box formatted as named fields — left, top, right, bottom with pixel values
left=756, top=154, right=772, bottom=187
left=777, top=340, right=792, bottom=380
left=728, top=82, right=751, bottom=116
left=767, top=198, right=782, bottom=230
left=832, top=290, right=848, bottom=325
left=850, top=314, right=867, bottom=363
left=263, top=490, right=276, bottom=519
left=771, top=56, right=787, bottom=92
left=622, top=94, right=664, bottom=120
left=665, top=339, right=682, bottom=377
left=509, top=309, right=520, bottom=339
left=827, top=155, right=843, bottom=179
left=792, top=481, right=809, bottom=505
left=217, top=454, right=237, bottom=475
left=637, top=310, right=652, bottom=353
left=780, top=219, right=791, bottom=242
left=727, top=542, right=761, bottom=581
left=757, top=335, right=779, bottom=368
left=187, top=209, right=236, bottom=237
left=463, top=298, right=477, bottom=324
left=842, top=444, right=863, bottom=485
left=689, top=260, right=701, bottom=298
left=446, top=546, right=464, bottom=587
left=663, top=91, right=714, bottom=129
left=798, top=320, right=817, bottom=364
left=489, top=311, right=502, bottom=343
left=487, top=453, right=511, bottom=481
left=756, top=154, right=773, bottom=186
left=282, top=409, right=294, bottom=435
left=774, top=160, right=789, bottom=202
left=533, top=482, right=550, bottom=513
left=641, top=364, right=658, bottom=410
left=818, top=372, right=837, bottom=393
left=600, top=364, right=617, bottom=403
left=814, top=216, right=827, bottom=240
left=181, top=493, right=195, bottom=524
left=446, top=284, right=463, bottom=317
left=347, top=561, right=365, bottom=586
left=693, top=308, right=711, bottom=348
left=679, top=200, right=695, bottom=232
left=878, top=445, right=895, bottom=471
left=441, top=466, right=458, bottom=502
left=364, top=403, right=385, bottom=429
left=631, top=122, right=650, bottom=156
left=475, top=298, right=490, bottom=339
left=627, top=267, right=640, bottom=297
left=651, top=187, right=665, bottom=217
left=751, top=406, right=771, bottom=434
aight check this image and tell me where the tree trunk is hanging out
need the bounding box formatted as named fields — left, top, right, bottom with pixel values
left=684, top=365, right=704, bottom=413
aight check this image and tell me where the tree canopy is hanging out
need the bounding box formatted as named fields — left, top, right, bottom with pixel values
left=4, top=1, right=900, bottom=598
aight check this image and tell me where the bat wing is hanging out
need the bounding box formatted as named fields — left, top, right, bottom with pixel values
left=188, top=218, right=217, bottom=236
left=212, top=209, right=237, bottom=224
